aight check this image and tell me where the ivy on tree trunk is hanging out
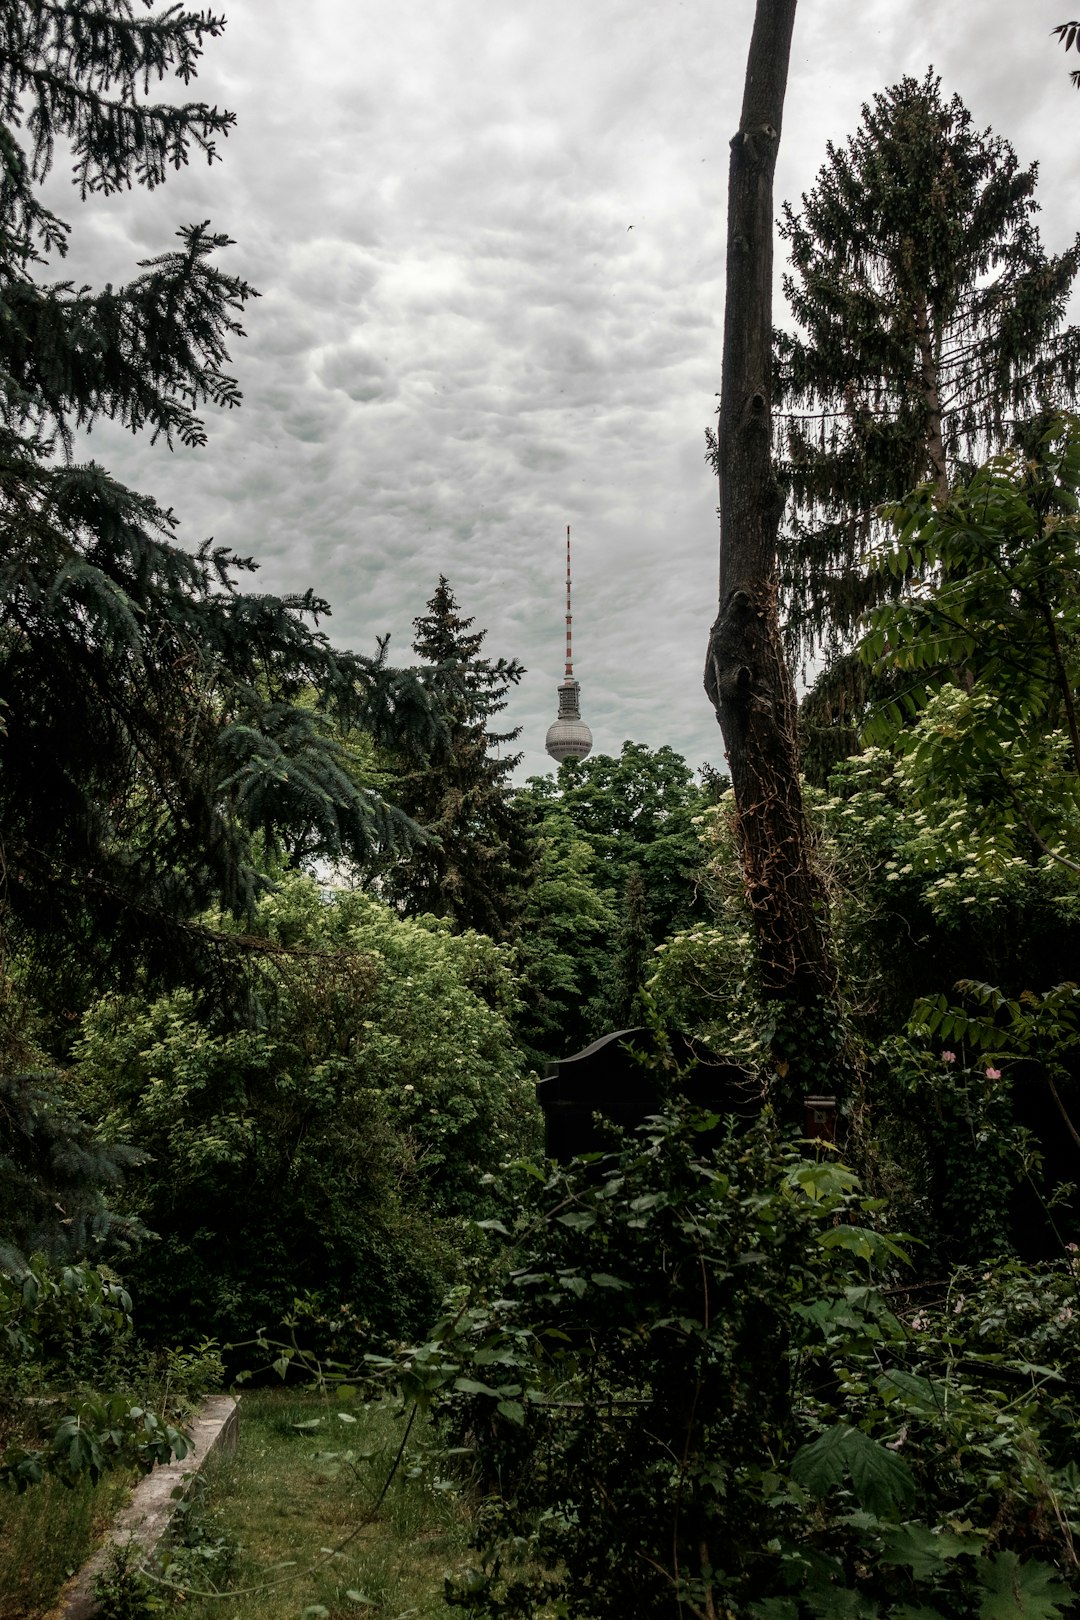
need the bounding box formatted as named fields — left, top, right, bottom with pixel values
left=704, top=0, right=840, bottom=1090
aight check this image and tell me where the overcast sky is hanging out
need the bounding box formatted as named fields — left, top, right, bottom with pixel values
left=44, top=0, right=1080, bottom=781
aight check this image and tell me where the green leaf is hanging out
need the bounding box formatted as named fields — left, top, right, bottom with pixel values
left=880, top=1523, right=982, bottom=1580
left=845, top=1428, right=915, bottom=1519
left=791, top=1425, right=851, bottom=1497
left=976, top=1552, right=1072, bottom=1619
left=791, top=1426, right=915, bottom=1519
left=818, top=1227, right=876, bottom=1261
left=786, top=1161, right=860, bottom=1203
left=629, top=1193, right=665, bottom=1212
left=819, top=1226, right=910, bottom=1267
left=802, top=1586, right=871, bottom=1619
left=876, top=1370, right=945, bottom=1415
left=497, top=1400, right=525, bottom=1425
left=453, top=1377, right=500, bottom=1398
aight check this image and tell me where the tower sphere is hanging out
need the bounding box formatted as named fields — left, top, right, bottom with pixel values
left=546, top=684, right=593, bottom=762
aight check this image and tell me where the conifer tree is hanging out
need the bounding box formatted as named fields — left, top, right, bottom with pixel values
left=773, top=72, right=1080, bottom=671
left=380, top=579, right=535, bottom=941
left=0, top=3, right=441, bottom=993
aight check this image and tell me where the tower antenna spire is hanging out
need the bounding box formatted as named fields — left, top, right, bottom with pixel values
left=546, top=524, right=593, bottom=763
left=564, top=525, right=574, bottom=679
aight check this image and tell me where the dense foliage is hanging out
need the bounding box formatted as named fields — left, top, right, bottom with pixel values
left=1, top=14, right=1077, bottom=1606
left=0, top=969, right=143, bottom=1271
left=67, top=873, right=536, bottom=1348
left=0, top=3, right=464, bottom=1490
left=376, top=1111, right=1080, bottom=1620
left=515, top=743, right=713, bottom=1057
left=861, top=418, right=1080, bottom=859
left=0, top=1257, right=219, bottom=1492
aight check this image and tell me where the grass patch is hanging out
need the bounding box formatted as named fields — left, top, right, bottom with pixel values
left=0, top=1466, right=135, bottom=1620
left=155, top=1389, right=472, bottom=1620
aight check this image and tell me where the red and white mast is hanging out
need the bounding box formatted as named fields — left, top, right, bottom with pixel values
left=564, top=525, right=574, bottom=679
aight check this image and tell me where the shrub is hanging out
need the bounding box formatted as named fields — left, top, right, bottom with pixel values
left=70, top=874, right=537, bottom=1348
left=374, top=1110, right=1080, bottom=1619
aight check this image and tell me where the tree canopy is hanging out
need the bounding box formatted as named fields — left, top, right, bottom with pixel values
left=0, top=1, right=441, bottom=994
left=860, top=416, right=1080, bottom=869
left=515, top=743, right=712, bottom=1057
left=71, top=872, right=533, bottom=1346
left=773, top=72, right=1080, bottom=671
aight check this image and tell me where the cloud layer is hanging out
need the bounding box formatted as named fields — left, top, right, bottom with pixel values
left=40, top=0, right=1080, bottom=781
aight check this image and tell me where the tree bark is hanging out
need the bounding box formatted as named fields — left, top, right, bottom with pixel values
left=704, top=0, right=839, bottom=1054
left=912, top=290, right=950, bottom=500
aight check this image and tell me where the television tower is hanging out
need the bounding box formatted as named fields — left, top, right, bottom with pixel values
left=545, top=526, right=593, bottom=763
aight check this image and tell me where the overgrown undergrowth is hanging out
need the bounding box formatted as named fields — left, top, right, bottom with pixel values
left=0, top=1466, right=135, bottom=1620
left=149, top=1390, right=470, bottom=1620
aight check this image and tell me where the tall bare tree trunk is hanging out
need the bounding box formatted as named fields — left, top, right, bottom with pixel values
left=704, top=0, right=840, bottom=1086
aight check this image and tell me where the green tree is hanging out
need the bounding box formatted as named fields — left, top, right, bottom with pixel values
left=530, top=743, right=709, bottom=938
left=605, top=867, right=651, bottom=1028
left=0, top=3, right=440, bottom=999
left=515, top=743, right=711, bottom=1057
left=860, top=417, right=1080, bottom=864
left=774, top=72, right=1080, bottom=672
left=379, top=579, right=535, bottom=941
left=0, top=970, right=142, bottom=1271
left=71, top=873, right=535, bottom=1347
left=0, top=6, right=456, bottom=1426
left=510, top=811, right=616, bottom=1064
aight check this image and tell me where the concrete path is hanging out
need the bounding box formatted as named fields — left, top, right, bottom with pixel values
left=48, top=1394, right=239, bottom=1620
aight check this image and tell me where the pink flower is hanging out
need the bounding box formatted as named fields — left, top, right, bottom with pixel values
left=985, top=1067, right=1001, bottom=1080
left=941, top=1051, right=956, bottom=1064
